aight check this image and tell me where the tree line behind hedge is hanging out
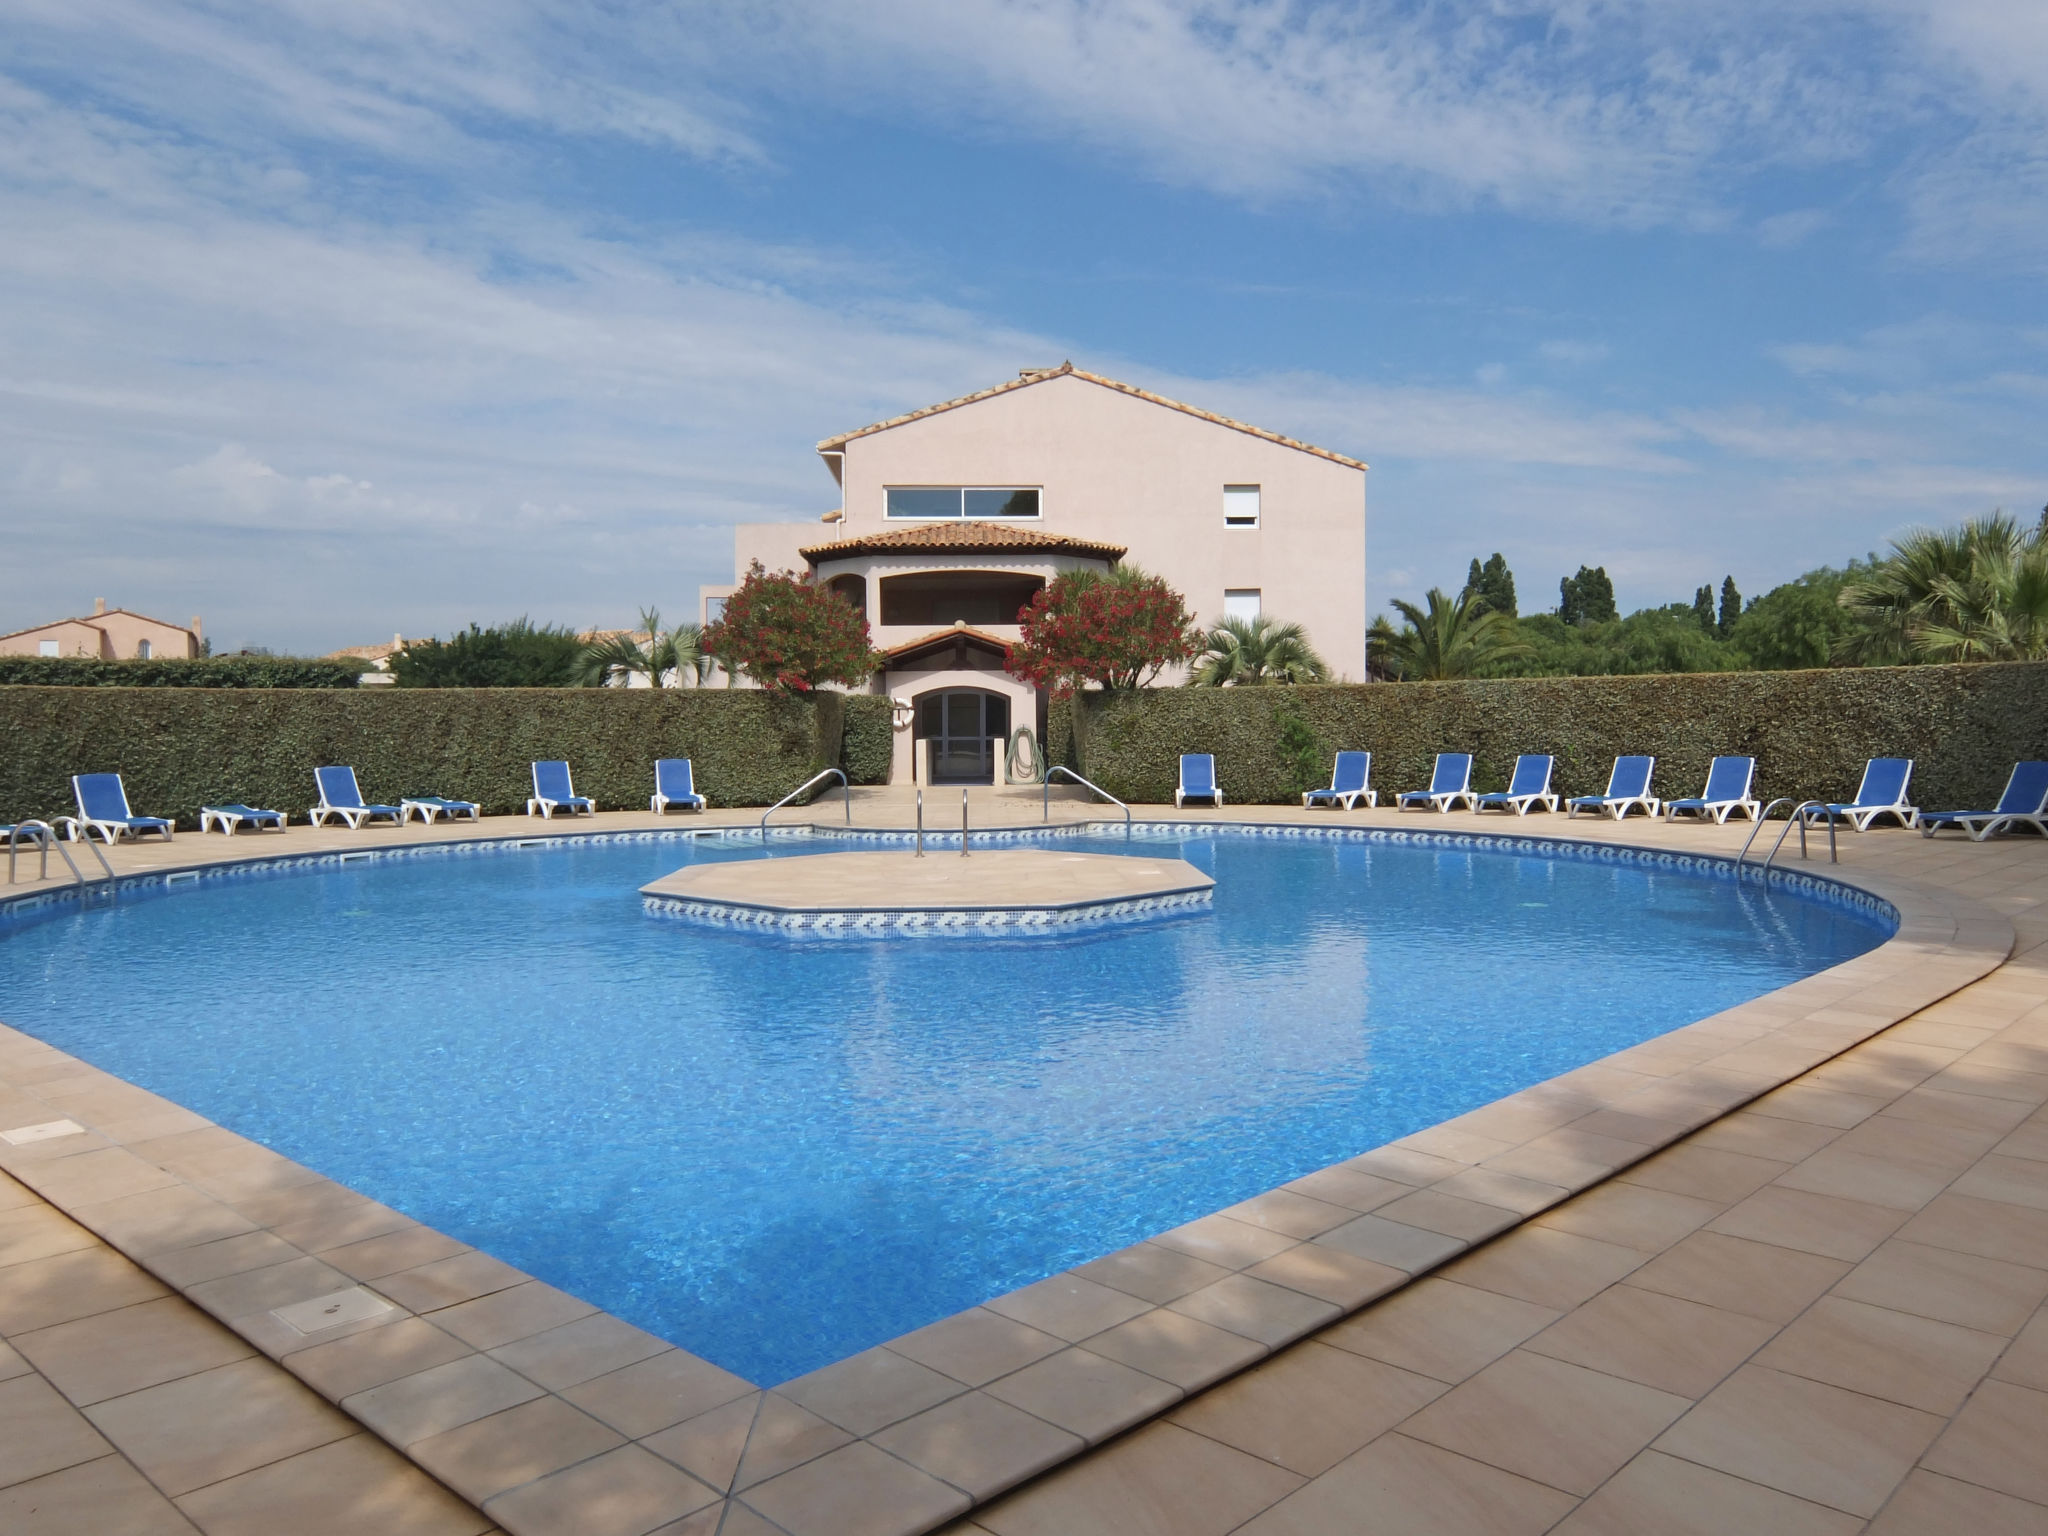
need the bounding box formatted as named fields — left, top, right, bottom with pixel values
left=0, top=688, right=893, bottom=828
left=0, top=656, right=362, bottom=688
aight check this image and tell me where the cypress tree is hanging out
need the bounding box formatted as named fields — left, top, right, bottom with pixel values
left=1718, top=575, right=1742, bottom=638
left=1693, top=585, right=1716, bottom=631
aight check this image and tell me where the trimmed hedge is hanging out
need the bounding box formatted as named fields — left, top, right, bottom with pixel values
left=1073, top=662, right=2048, bottom=812
left=0, top=657, right=362, bottom=688
left=0, top=688, right=894, bottom=827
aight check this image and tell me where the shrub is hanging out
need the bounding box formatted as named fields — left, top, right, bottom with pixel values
left=1070, top=661, right=2048, bottom=811
left=701, top=563, right=882, bottom=693
left=0, top=656, right=361, bottom=688
left=390, top=620, right=586, bottom=687
left=1008, top=567, right=1198, bottom=694
left=0, top=688, right=895, bottom=827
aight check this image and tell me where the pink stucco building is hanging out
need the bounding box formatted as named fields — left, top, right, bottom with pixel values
left=0, top=600, right=202, bottom=660
left=704, top=365, right=1367, bottom=784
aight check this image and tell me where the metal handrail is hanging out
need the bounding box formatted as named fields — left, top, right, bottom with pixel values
left=1762, top=799, right=1837, bottom=870
left=1044, top=766, right=1132, bottom=837
left=760, top=768, right=850, bottom=833
left=1736, top=798, right=1796, bottom=869
left=7, top=819, right=111, bottom=896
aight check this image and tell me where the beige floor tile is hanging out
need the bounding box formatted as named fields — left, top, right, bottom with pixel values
left=1949, top=1153, right=2048, bottom=1211
left=0, top=1337, right=26, bottom=1381
left=0, top=1245, right=168, bottom=1333
left=1524, top=1282, right=1774, bottom=1397
left=871, top=1388, right=1085, bottom=1499
left=148, top=1231, right=301, bottom=1289
left=1833, top=1112, right=2011, bottom=1170
left=485, top=1444, right=720, bottom=1536
left=1992, top=1305, right=2048, bottom=1391
left=1280, top=1163, right=1410, bottom=1214
left=982, top=1273, right=1154, bottom=1341
left=14, top=1147, right=180, bottom=1208
left=641, top=1394, right=756, bottom=1495
left=1686, top=1110, right=1846, bottom=1163
left=1315, top=1212, right=1468, bottom=1273
left=1551, top=1449, right=1860, bottom=1536
left=1242, top=1242, right=1405, bottom=1309
left=408, top=1395, right=624, bottom=1506
left=1653, top=1364, right=1944, bottom=1517
left=372, top=1252, right=528, bottom=1314
left=173, top=1433, right=491, bottom=1536
left=1626, top=1230, right=1852, bottom=1322
left=775, top=1346, right=965, bottom=1438
left=0, top=1373, right=112, bottom=1487
left=743, top=1440, right=971, bottom=1536
left=1318, top=1278, right=1558, bottom=1383
left=1427, top=1167, right=1569, bottom=1217
left=0, top=1453, right=199, bottom=1535
left=560, top=1348, right=756, bottom=1439
left=429, top=1280, right=596, bottom=1351
left=2000, top=1117, right=2048, bottom=1164
left=726, top=1392, right=849, bottom=1491
left=1771, top=1147, right=1960, bottom=1212
left=1436, top=1225, right=1646, bottom=1311
left=980, top=1347, right=1180, bottom=1446
left=1371, top=1189, right=1522, bottom=1243
left=0, top=1203, right=97, bottom=1266
left=1217, top=1189, right=1360, bottom=1239
left=485, top=1311, right=674, bottom=1393
left=316, top=1224, right=470, bottom=1282
left=1881, top=1086, right=2037, bottom=1136
left=1920, top=1379, right=2048, bottom=1506
left=85, top=1357, right=356, bottom=1498
left=1707, top=1185, right=1911, bottom=1261
left=1233, top=1431, right=1576, bottom=1536
left=1747, top=1082, right=1891, bottom=1129
left=1617, top=1144, right=1790, bottom=1203
left=343, top=1354, right=544, bottom=1448
left=1755, top=1296, right=2006, bottom=1414
left=15, top=1295, right=254, bottom=1406
left=1528, top=1181, right=1723, bottom=1254
left=1167, top=1340, right=1443, bottom=1477
left=1835, top=1239, right=2048, bottom=1334
left=1897, top=1192, right=2048, bottom=1268
left=887, top=1309, right=1064, bottom=1390
left=972, top=1420, right=1301, bottom=1536
left=1083, top=1306, right=1266, bottom=1391
left=1150, top=1213, right=1301, bottom=1269
left=1865, top=1469, right=2048, bottom=1536
left=1400, top=1348, right=1689, bottom=1495
left=1164, top=1273, right=1339, bottom=1346
left=186, top=1255, right=354, bottom=1321
left=283, top=1316, right=474, bottom=1402
left=1071, top=1242, right=1233, bottom=1304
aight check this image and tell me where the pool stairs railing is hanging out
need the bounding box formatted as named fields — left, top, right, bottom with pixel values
left=7, top=819, right=116, bottom=904
left=760, top=768, right=851, bottom=833
left=1044, top=766, right=1133, bottom=837
left=1737, top=798, right=1837, bottom=876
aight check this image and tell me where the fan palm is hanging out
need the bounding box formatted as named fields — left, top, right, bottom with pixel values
left=572, top=608, right=708, bottom=687
left=1190, top=614, right=1329, bottom=685
left=1838, top=514, right=2048, bottom=663
left=1369, top=587, right=1529, bottom=680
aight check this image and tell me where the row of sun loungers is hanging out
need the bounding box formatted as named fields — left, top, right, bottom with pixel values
left=1182, top=752, right=2048, bottom=842
left=52, top=759, right=710, bottom=842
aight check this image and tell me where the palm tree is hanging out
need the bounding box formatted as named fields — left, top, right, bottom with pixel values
left=1838, top=513, right=2048, bottom=664
left=572, top=608, right=708, bottom=687
left=1190, top=615, right=1329, bottom=685
left=1369, top=587, right=1529, bottom=680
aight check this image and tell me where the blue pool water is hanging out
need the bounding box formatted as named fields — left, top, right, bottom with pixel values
left=0, top=831, right=1888, bottom=1384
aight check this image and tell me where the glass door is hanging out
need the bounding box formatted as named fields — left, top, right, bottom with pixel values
left=919, top=690, right=1010, bottom=784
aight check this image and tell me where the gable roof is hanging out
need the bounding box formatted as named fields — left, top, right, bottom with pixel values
left=881, top=624, right=1014, bottom=664
left=800, top=521, right=1126, bottom=563
left=816, top=362, right=1368, bottom=471
left=0, top=609, right=196, bottom=645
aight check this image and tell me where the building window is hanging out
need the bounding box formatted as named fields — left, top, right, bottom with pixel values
left=1224, top=485, right=1260, bottom=528
left=38, top=639, right=59, bottom=656
left=705, top=597, right=726, bottom=622
left=1225, top=589, right=1261, bottom=624
left=880, top=572, right=1044, bottom=627
left=136, top=639, right=152, bottom=659
left=886, top=487, right=1041, bottom=520
left=825, top=574, right=866, bottom=616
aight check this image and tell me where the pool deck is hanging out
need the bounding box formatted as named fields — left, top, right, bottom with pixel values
left=1, top=795, right=2043, bottom=1535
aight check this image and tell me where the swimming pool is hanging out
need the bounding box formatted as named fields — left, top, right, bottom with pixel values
left=0, top=829, right=1890, bottom=1384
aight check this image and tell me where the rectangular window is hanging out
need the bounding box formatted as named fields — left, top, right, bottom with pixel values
left=886, top=487, right=1041, bottom=519
left=1224, top=485, right=1261, bottom=527
left=136, top=639, right=152, bottom=659
left=1225, top=589, right=1261, bottom=623
left=38, top=639, right=59, bottom=656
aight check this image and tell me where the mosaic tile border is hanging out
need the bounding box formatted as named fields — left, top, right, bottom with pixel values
left=641, top=885, right=1214, bottom=937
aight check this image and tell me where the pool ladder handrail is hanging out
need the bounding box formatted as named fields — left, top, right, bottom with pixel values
left=759, top=768, right=850, bottom=834
left=1044, top=766, right=1132, bottom=838
left=1737, top=798, right=1836, bottom=874
left=6, top=819, right=115, bottom=899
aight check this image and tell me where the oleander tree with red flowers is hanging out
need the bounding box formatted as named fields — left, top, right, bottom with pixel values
left=1006, top=566, right=1200, bottom=695
left=700, top=561, right=883, bottom=693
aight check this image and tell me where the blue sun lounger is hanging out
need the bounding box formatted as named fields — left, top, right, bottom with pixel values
left=1567, top=756, right=1660, bottom=820
left=67, top=773, right=173, bottom=843
left=1395, top=753, right=1475, bottom=813
left=528, top=760, right=595, bottom=818
left=1475, top=755, right=1558, bottom=816
left=1802, top=757, right=1918, bottom=832
left=1663, top=756, right=1761, bottom=824
left=401, top=795, right=481, bottom=825
left=199, top=803, right=285, bottom=835
left=1176, top=754, right=1223, bottom=808
left=1919, top=761, right=2048, bottom=842
left=310, top=766, right=402, bottom=829
left=1304, top=751, right=1375, bottom=810
left=651, top=758, right=707, bottom=814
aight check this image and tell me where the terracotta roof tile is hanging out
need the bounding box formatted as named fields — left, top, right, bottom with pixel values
left=816, top=362, right=1368, bottom=471
left=800, top=521, right=1126, bottom=562
left=882, top=623, right=1015, bottom=661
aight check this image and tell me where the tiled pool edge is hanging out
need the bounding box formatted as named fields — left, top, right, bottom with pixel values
left=0, top=826, right=2012, bottom=1536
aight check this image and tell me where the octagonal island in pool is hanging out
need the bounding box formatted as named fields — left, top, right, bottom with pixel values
left=641, top=846, right=1215, bottom=934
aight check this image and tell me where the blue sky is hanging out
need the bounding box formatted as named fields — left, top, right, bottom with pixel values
left=3, top=1, right=2044, bottom=653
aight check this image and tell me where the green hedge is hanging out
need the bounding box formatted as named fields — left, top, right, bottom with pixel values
left=0, top=656, right=362, bottom=688
left=1074, top=662, right=2048, bottom=812
left=0, top=688, right=894, bottom=826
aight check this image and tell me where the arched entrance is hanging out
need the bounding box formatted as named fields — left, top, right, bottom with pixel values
left=915, top=688, right=1011, bottom=784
